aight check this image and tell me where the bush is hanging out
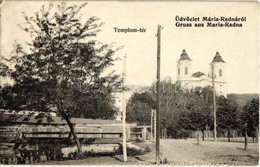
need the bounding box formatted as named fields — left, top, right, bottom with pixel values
left=168, top=128, right=192, bottom=139
left=144, top=145, right=151, bottom=153
left=135, top=137, right=143, bottom=143
left=115, top=144, right=150, bottom=156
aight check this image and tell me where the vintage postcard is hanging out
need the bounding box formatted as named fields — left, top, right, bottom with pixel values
left=0, top=0, right=259, bottom=165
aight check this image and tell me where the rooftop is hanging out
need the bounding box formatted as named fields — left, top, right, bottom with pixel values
left=179, top=49, right=191, bottom=61
left=192, top=71, right=205, bottom=78
left=212, top=52, right=225, bottom=63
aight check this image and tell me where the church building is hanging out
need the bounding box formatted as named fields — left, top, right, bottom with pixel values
left=176, top=49, right=227, bottom=96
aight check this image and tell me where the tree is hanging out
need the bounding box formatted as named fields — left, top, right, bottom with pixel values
left=126, top=92, right=155, bottom=125
left=125, top=80, right=215, bottom=140
left=152, top=78, right=191, bottom=138
left=178, top=87, right=213, bottom=142
left=152, top=80, right=214, bottom=139
left=217, top=96, right=239, bottom=142
left=241, top=98, right=259, bottom=142
left=0, top=2, right=121, bottom=154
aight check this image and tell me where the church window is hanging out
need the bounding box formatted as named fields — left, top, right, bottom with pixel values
left=178, top=68, right=180, bottom=75
left=219, top=69, right=222, bottom=76
left=185, top=67, right=188, bottom=75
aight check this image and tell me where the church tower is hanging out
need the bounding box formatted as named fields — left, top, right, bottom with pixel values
left=177, top=49, right=192, bottom=81
left=210, top=51, right=227, bottom=96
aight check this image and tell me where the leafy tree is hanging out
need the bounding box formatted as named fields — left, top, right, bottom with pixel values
left=126, top=79, right=215, bottom=140
left=241, top=98, right=259, bottom=140
left=200, top=86, right=214, bottom=104
left=126, top=79, right=188, bottom=138
left=144, top=80, right=214, bottom=139
left=217, top=96, right=239, bottom=142
left=0, top=86, right=12, bottom=108
left=178, top=87, right=213, bottom=141
left=0, top=2, right=121, bottom=154
left=126, top=92, right=155, bottom=125
left=149, top=78, right=191, bottom=138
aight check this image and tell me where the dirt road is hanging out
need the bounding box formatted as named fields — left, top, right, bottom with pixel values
left=159, top=139, right=259, bottom=165
left=38, top=139, right=259, bottom=165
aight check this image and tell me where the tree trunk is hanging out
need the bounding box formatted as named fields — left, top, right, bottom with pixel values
left=63, top=115, right=82, bottom=155
left=206, top=125, right=210, bottom=141
left=227, top=127, right=231, bottom=142
left=56, top=102, right=82, bottom=155
left=202, top=130, right=205, bottom=141
left=244, top=129, right=248, bottom=150
left=256, top=127, right=259, bottom=143
left=208, top=128, right=211, bottom=140
left=197, top=130, right=200, bottom=145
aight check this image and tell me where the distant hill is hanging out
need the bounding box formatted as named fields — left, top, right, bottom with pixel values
left=227, top=93, right=259, bottom=108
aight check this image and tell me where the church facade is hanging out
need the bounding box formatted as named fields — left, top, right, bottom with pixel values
left=176, top=49, right=227, bottom=96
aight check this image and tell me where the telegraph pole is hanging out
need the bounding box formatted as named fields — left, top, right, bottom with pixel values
left=151, top=109, right=154, bottom=139
left=156, top=24, right=161, bottom=164
left=122, top=55, right=128, bottom=162
left=211, top=62, right=217, bottom=141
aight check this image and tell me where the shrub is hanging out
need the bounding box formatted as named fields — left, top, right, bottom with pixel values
left=115, top=144, right=149, bottom=156
left=144, top=145, right=151, bottom=153
left=135, top=137, right=143, bottom=143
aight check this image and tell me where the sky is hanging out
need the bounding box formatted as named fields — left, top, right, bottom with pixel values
left=0, top=1, right=259, bottom=94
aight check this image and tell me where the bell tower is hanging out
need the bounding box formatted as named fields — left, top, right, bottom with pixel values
left=210, top=51, right=227, bottom=96
left=177, top=49, right=192, bottom=81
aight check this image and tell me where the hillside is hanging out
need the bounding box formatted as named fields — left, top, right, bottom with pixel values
left=227, top=93, right=259, bottom=108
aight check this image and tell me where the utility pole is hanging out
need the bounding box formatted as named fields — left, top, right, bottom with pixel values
left=122, top=54, right=128, bottom=162
left=156, top=24, right=161, bottom=164
left=0, top=5, right=1, bottom=63
left=211, top=62, right=217, bottom=141
left=151, top=109, right=154, bottom=139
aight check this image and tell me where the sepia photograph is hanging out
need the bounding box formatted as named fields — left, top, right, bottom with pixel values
left=0, top=0, right=259, bottom=165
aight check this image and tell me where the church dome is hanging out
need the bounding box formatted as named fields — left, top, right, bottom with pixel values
left=179, top=49, right=191, bottom=61
left=212, top=51, right=225, bottom=63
